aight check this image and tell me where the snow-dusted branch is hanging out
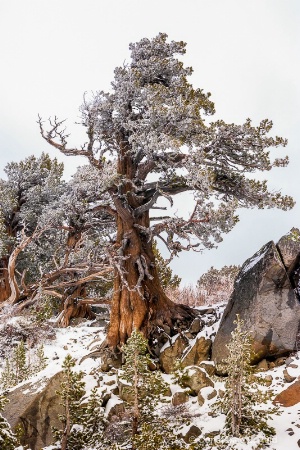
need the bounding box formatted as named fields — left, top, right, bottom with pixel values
left=37, top=115, right=103, bottom=169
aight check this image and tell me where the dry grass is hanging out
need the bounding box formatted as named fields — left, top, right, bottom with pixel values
left=166, top=284, right=231, bottom=307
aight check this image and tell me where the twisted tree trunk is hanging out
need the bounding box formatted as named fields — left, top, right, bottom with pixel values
left=107, top=212, right=195, bottom=349
left=107, top=140, right=195, bottom=350
left=0, top=257, right=11, bottom=302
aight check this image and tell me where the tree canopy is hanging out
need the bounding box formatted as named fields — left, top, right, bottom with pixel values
left=3, top=33, right=294, bottom=349
left=0, top=154, right=113, bottom=319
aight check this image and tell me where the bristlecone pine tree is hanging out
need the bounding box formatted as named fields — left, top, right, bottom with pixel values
left=0, top=394, right=17, bottom=450
left=121, top=330, right=187, bottom=450
left=212, top=315, right=278, bottom=449
left=39, top=33, right=294, bottom=349
left=0, top=153, right=64, bottom=304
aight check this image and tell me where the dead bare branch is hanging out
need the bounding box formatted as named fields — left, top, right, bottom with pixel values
left=37, top=115, right=103, bottom=169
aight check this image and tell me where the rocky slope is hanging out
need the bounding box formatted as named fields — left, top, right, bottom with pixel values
left=1, top=228, right=300, bottom=449
left=0, top=305, right=299, bottom=450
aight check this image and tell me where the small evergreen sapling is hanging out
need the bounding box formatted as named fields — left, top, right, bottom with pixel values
left=121, top=330, right=186, bottom=450
left=53, top=354, right=86, bottom=450
left=212, top=315, right=278, bottom=449
left=53, top=355, right=108, bottom=450
left=0, top=358, right=14, bottom=390
left=0, top=394, right=18, bottom=450
left=34, top=344, right=48, bottom=373
left=0, top=341, right=49, bottom=389
left=78, top=387, right=108, bottom=449
left=0, top=340, right=29, bottom=388
left=33, top=295, right=55, bottom=323
left=12, top=340, right=29, bottom=385
left=172, top=359, right=192, bottom=394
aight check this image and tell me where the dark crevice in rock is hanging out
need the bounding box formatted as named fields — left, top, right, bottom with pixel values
left=277, top=249, right=300, bottom=298
left=212, top=232, right=300, bottom=372
left=276, top=228, right=300, bottom=301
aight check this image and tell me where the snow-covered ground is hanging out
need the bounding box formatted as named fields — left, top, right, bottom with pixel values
left=1, top=310, right=300, bottom=450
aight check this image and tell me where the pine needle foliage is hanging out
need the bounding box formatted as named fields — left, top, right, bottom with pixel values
left=0, top=341, right=48, bottom=389
left=133, top=421, right=187, bottom=450
left=53, top=354, right=86, bottom=450
left=172, top=359, right=192, bottom=394
left=0, top=358, right=14, bottom=390
left=77, top=387, right=108, bottom=449
left=0, top=340, right=29, bottom=388
left=33, top=295, right=56, bottom=324
left=0, top=394, right=18, bottom=450
left=121, top=330, right=187, bottom=450
left=212, top=315, right=278, bottom=449
left=34, top=344, right=48, bottom=373
left=53, top=355, right=109, bottom=450
left=12, top=340, right=29, bottom=385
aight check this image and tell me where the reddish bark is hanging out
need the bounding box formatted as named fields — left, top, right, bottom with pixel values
left=107, top=139, right=195, bottom=350
left=56, top=286, right=96, bottom=327
left=0, top=257, right=10, bottom=302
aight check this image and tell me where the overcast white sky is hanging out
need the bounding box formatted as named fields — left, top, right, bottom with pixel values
left=0, top=0, right=299, bottom=284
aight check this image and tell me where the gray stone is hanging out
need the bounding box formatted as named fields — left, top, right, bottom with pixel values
left=99, top=349, right=122, bottom=372
left=189, top=318, right=203, bottom=334
left=181, top=336, right=212, bottom=368
left=287, top=363, right=299, bottom=369
left=2, top=372, right=64, bottom=450
left=285, top=356, right=295, bottom=366
left=198, top=392, right=205, bottom=406
left=275, top=357, right=286, bottom=367
left=101, top=391, right=111, bottom=406
left=106, top=398, right=125, bottom=420
left=172, top=390, right=189, bottom=406
left=184, top=331, right=194, bottom=340
left=265, top=375, right=273, bottom=387
left=218, top=389, right=225, bottom=398
left=276, top=228, right=300, bottom=274
left=181, top=425, right=202, bottom=443
left=283, top=369, right=296, bottom=383
left=90, top=305, right=110, bottom=317
left=118, top=378, right=134, bottom=404
left=162, top=324, right=171, bottom=335
left=105, top=378, right=117, bottom=386
left=159, top=335, right=187, bottom=373
left=207, top=388, right=217, bottom=400
left=199, top=307, right=215, bottom=315
left=181, top=366, right=214, bottom=394
left=199, top=362, right=215, bottom=377
left=212, top=240, right=300, bottom=371
left=277, top=228, right=300, bottom=300
left=256, top=359, right=269, bottom=371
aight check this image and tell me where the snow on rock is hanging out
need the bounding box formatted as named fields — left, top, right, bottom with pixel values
left=0, top=318, right=107, bottom=449
left=1, top=303, right=300, bottom=450
left=237, top=242, right=269, bottom=278
left=105, top=394, right=125, bottom=419
left=212, top=240, right=300, bottom=370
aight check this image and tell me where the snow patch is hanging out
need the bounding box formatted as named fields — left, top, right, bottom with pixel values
left=237, top=245, right=268, bottom=279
